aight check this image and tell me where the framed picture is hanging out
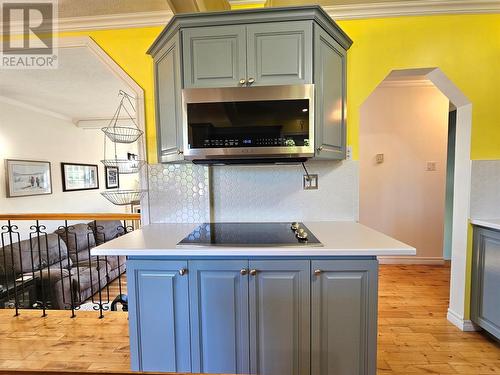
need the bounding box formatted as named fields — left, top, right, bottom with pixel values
left=105, top=166, right=119, bottom=189
left=5, top=159, right=52, bottom=198
left=61, top=163, right=99, bottom=192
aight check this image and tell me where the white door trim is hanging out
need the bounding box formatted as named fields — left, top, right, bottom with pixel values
left=58, top=36, right=150, bottom=224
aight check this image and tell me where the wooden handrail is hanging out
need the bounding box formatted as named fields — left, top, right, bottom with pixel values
left=0, top=372, right=209, bottom=375
left=0, top=213, right=141, bottom=221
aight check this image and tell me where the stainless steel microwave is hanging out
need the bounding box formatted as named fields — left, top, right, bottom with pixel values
left=181, top=84, right=314, bottom=163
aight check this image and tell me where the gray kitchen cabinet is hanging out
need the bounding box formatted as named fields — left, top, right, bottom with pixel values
left=189, top=260, right=250, bottom=374
left=148, top=6, right=352, bottom=162
left=128, top=256, right=377, bottom=373
left=249, top=260, right=310, bottom=375
left=183, top=21, right=312, bottom=88
left=313, top=25, right=347, bottom=160
left=246, top=21, right=312, bottom=86
left=472, top=226, right=500, bottom=340
left=311, top=260, right=378, bottom=375
left=127, top=260, right=191, bottom=372
left=154, top=34, right=184, bottom=163
left=182, top=25, right=247, bottom=88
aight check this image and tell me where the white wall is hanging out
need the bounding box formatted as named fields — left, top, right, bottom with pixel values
left=359, top=84, right=449, bottom=261
left=0, top=100, right=137, bottom=236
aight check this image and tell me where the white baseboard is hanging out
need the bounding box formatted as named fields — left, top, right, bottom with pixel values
left=378, top=256, right=445, bottom=265
left=447, top=308, right=480, bottom=331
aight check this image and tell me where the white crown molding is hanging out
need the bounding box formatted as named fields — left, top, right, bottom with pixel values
left=324, top=0, right=500, bottom=20
left=56, top=10, right=173, bottom=32
left=229, top=0, right=267, bottom=5
left=2, top=1, right=497, bottom=34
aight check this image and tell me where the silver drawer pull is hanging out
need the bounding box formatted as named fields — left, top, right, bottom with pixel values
left=179, top=268, right=187, bottom=276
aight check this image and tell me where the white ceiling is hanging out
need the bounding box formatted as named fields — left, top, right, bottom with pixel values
left=0, top=46, right=131, bottom=124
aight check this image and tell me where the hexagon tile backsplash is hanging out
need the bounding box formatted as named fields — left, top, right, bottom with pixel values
left=146, top=160, right=359, bottom=223
left=211, top=160, right=359, bottom=222
left=147, top=163, right=210, bottom=223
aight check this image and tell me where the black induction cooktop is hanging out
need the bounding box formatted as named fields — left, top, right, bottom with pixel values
left=177, top=222, right=322, bottom=247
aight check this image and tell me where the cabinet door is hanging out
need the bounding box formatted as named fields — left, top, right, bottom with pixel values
left=246, top=21, right=313, bottom=86
left=311, top=260, right=378, bottom=375
left=189, top=260, right=250, bottom=374
left=472, top=227, right=500, bottom=339
left=182, top=25, right=247, bottom=88
left=127, top=260, right=191, bottom=372
left=154, top=34, right=184, bottom=162
left=313, top=25, right=347, bottom=160
left=249, top=260, right=310, bottom=375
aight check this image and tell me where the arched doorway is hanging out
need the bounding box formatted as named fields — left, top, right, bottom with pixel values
left=359, top=68, right=473, bottom=330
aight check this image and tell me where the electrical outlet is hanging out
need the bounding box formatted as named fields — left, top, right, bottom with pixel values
left=346, top=145, right=353, bottom=161
left=303, top=174, right=318, bottom=190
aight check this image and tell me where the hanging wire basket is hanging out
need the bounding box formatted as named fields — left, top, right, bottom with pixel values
left=102, top=90, right=143, bottom=144
left=102, top=126, right=143, bottom=144
left=101, top=159, right=146, bottom=174
left=101, top=189, right=147, bottom=206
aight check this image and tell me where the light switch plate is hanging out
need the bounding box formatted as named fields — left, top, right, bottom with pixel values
left=303, top=174, right=318, bottom=190
left=426, top=161, right=437, bottom=171
left=375, top=153, right=384, bottom=164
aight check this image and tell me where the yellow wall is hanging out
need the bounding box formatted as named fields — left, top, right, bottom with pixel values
left=60, top=14, right=500, bottom=163
left=337, top=14, right=500, bottom=160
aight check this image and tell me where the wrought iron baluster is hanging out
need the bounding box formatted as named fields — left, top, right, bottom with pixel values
left=62, top=221, right=76, bottom=318
left=1, top=226, right=11, bottom=307
left=29, top=220, right=50, bottom=317
left=2, top=221, right=20, bottom=316
left=55, top=228, right=69, bottom=311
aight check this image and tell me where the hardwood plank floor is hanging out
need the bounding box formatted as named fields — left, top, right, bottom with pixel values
left=0, top=265, right=499, bottom=374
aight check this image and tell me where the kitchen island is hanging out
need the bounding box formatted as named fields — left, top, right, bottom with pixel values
left=92, top=221, right=415, bottom=375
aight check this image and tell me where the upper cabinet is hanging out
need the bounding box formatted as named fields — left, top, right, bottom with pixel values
left=148, top=6, right=352, bottom=162
left=314, top=25, right=347, bottom=160
left=183, top=21, right=312, bottom=88
left=182, top=25, right=247, bottom=88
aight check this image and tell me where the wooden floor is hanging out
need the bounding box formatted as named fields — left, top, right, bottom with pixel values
left=0, top=265, right=499, bottom=374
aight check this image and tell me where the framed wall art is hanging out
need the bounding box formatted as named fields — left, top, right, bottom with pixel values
left=105, top=166, right=119, bottom=189
left=5, top=159, right=52, bottom=198
left=61, top=163, right=99, bottom=192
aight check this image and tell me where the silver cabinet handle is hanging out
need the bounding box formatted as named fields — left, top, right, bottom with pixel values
left=239, top=78, right=247, bottom=85
left=240, top=268, right=248, bottom=276
left=247, top=77, right=255, bottom=85
left=249, top=269, right=257, bottom=276
left=314, top=269, right=322, bottom=276
left=177, top=149, right=184, bottom=155
left=179, top=268, right=187, bottom=276
left=317, top=146, right=323, bottom=152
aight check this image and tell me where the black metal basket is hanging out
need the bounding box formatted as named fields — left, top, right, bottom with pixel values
left=101, top=159, right=145, bottom=174
left=101, top=190, right=146, bottom=206
left=102, top=126, right=143, bottom=144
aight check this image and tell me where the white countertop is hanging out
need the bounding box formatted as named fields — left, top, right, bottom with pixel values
left=470, top=218, right=500, bottom=231
left=91, top=221, right=415, bottom=257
